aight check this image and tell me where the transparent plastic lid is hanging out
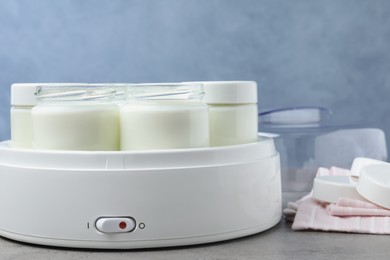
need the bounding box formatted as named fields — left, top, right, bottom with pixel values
left=259, top=106, right=332, bottom=126
left=258, top=106, right=343, bottom=135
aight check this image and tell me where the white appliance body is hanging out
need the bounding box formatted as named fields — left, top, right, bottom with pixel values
left=0, top=136, right=281, bottom=249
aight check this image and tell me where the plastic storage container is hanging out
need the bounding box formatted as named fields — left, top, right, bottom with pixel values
left=259, top=106, right=388, bottom=200
left=32, top=84, right=120, bottom=151
left=120, top=83, right=209, bottom=150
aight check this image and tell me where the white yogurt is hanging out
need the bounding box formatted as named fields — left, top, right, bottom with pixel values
left=32, top=104, right=119, bottom=151
left=120, top=83, right=209, bottom=150
left=10, top=83, right=89, bottom=149
left=120, top=100, right=209, bottom=150
left=209, top=104, right=258, bottom=146
left=11, top=106, right=34, bottom=148
left=31, top=85, right=120, bottom=151
left=10, top=83, right=39, bottom=148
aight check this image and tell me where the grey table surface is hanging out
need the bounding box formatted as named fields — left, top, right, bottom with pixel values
left=1, top=194, right=390, bottom=260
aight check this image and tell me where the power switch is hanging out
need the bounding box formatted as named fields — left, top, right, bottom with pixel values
left=95, top=217, right=136, bottom=233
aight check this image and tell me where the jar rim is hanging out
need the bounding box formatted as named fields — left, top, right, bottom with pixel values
left=35, top=84, right=121, bottom=102
left=34, top=83, right=205, bottom=103
left=125, top=83, right=204, bottom=101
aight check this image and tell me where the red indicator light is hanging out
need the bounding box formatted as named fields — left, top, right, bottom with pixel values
left=119, top=221, right=127, bottom=229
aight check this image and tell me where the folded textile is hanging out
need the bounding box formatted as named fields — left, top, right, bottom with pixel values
left=283, top=167, right=346, bottom=222
left=327, top=198, right=390, bottom=217
left=288, top=167, right=390, bottom=234
left=292, top=196, right=390, bottom=234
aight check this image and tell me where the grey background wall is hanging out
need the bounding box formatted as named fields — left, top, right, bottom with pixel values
left=1, top=0, right=390, bottom=143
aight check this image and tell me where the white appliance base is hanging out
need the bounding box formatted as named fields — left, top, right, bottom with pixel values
left=0, top=137, right=281, bottom=249
left=0, top=218, right=280, bottom=249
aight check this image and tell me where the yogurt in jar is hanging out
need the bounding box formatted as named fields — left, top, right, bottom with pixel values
left=31, top=85, right=120, bottom=151
left=120, top=84, right=209, bottom=150
left=185, top=81, right=258, bottom=146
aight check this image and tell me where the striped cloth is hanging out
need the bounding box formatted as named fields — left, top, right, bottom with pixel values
left=290, top=167, right=390, bottom=234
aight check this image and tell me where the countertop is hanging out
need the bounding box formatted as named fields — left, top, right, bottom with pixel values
left=2, top=214, right=390, bottom=260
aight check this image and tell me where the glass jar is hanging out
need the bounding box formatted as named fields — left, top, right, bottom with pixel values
left=186, top=81, right=258, bottom=146
left=10, top=83, right=38, bottom=148
left=32, top=84, right=121, bottom=151
left=10, top=83, right=86, bottom=149
left=120, top=83, right=209, bottom=150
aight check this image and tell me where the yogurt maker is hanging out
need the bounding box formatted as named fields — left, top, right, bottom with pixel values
left=0, top=136, right=281, bottom=249
left=0, top=82, right=282, bottom=249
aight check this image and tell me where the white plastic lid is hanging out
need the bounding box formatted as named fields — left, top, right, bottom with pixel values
left=357, top=165, right=390, bottom=209
left=11, top=83, right=87, bottom=106
left=313, top=175, right=367, bottom=203
left=11, top=83, right=41, bottom=106
left=184, top=81, right=257, bottom=104
left=350, top=157, right=390, bottom=178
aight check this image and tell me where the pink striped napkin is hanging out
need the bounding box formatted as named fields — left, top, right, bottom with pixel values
left=292, top=196, right=390, bottom=234
left=289, top=167, right=390, bottom=234
left=327, top=198, right=390, bottom=217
